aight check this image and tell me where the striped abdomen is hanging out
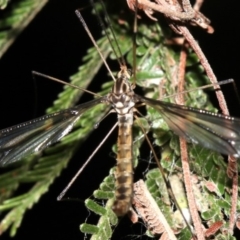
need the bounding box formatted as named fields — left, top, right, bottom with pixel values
left=112, top=112, right=134, bottom=216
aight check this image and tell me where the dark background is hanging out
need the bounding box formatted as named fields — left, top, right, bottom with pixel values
left=0, top=0, right=240, bottom=239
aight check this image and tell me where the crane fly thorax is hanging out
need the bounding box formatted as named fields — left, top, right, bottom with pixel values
left=108, top=67, right=136, bottom=115
left=108, top=92, right=135, bottom=115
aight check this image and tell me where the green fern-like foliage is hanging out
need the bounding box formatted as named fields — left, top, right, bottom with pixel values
left=0, top=1, right=114, bottom=236
left=0, top=0, right=9, bottom=10
left=0, top=0, right=48, bottom=57
left=0, top=0, right=239, bottom=239
left=0, top=36, right=113, bottom=238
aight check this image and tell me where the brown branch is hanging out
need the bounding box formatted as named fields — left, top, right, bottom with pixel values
left=175, top=26, right=238, bottom=233
left=127, top=0, right=213, bottom=32
left=179, top=140, right=205, bottom=240
left=176, top=46, right=205, bottom=240
left=228, top=161, right=238, bottom=234
left=127, top=0, right=195, bottom=21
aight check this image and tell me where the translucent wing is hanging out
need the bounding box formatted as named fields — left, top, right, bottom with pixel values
left=136, top=94, right=240, bottom=157
left=0, top=97, right=106, bottom=166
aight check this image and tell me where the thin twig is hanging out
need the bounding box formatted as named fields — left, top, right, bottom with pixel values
left=193, top=0, right=205, bottom=11
left=176, top=45, right=205, bottom=240
left=177, top=26, right=228, bottom=114
left=228, top=160, right=238, bottom=234
left=180, top=140, right=205, bottom=240
left=176, top=26, right=238, bottom=233
left=205, top=221, right=223, bottom=238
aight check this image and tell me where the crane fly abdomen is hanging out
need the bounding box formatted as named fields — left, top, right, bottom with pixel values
left=112, top=113, right=134, bottom=216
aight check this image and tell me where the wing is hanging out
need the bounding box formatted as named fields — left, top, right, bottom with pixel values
left=135, top=94, right=240, bottom=158
left=0, top=97, right=106, bottom=166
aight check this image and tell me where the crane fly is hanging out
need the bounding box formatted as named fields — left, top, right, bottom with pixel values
left=0, top=8, right=240, bottom=218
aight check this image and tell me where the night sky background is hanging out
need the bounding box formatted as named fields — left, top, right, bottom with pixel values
left=0, top=0, right=240, bottom=239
